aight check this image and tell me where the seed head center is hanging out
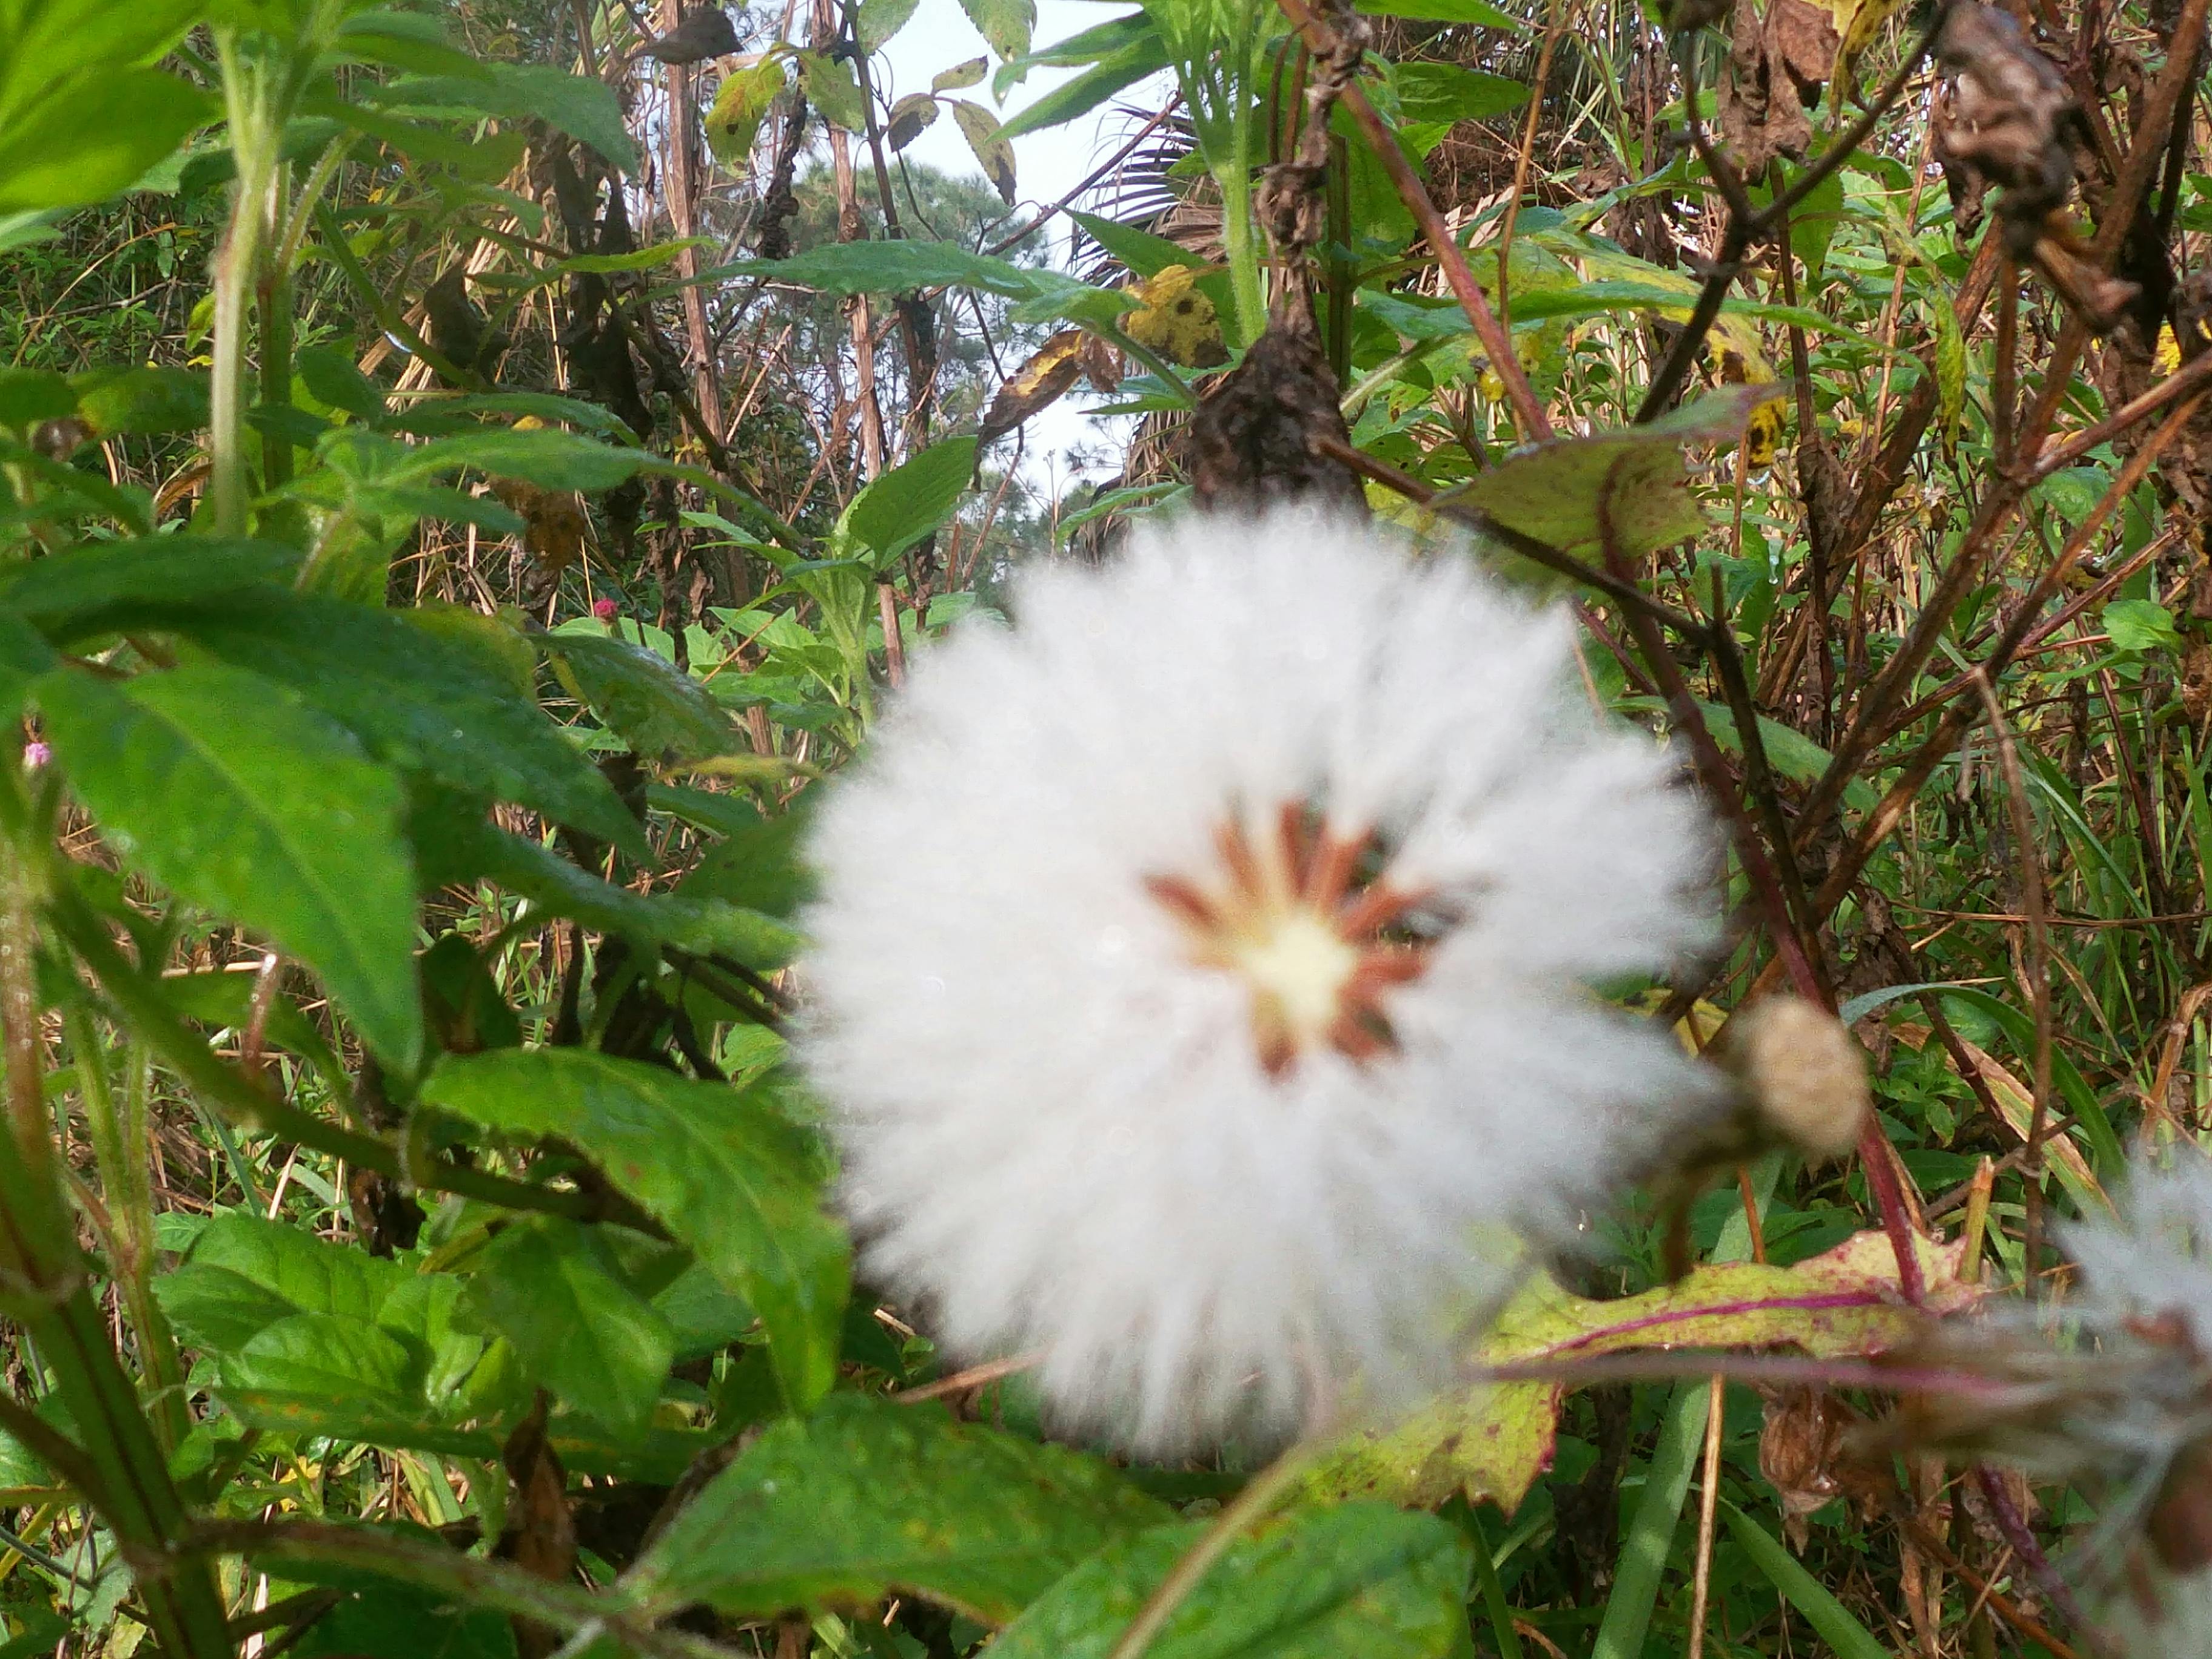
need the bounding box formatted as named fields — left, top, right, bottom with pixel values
left=1145, top=802, right=1435, bottom=1077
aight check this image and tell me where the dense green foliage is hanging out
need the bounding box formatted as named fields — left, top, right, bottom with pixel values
left=3, top=0, right=2211, bottom=1655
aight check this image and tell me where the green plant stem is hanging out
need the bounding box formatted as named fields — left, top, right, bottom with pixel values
left=67, top=1011, right=191, bottom=1453
left=1467, top=1510, right=1525, bottom=1659
left=212, top=33, right=280, bottom=535
left=0, top=794, right=234, bottom=1659
left=1217, top=154, right=1265, bottom=346
left=189, top=1517, right=738, bottom=1659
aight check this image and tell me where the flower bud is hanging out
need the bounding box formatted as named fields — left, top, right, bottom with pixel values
left=1730, top=996, right=1871, bottom=1160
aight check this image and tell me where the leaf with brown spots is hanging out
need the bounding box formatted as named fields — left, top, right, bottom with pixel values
left=1304, top=1230, right=1983, bottom=1514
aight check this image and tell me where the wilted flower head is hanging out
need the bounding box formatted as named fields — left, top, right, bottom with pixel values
left=802, top=509, right=1719, bottom=1449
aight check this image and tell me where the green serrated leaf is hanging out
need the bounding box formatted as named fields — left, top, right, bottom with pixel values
left=161, top=588, right=648, bottom=860
left=0, top=537, right=298, bottom=641
left=1441, top=389, right=1767, bottom=558
left=39, top=662, right=423, bottom=1068
left=837, top=435, right=979, bottom=566
left=628, top=1395, right=1171, bottom=1623
left=464, top=1218, right=675, bottom=1439
left=859, top=0, right=924, bottom=51
left=950, top=98, right=1016, bottom=203
left=797, top=49, right=866, bottom=131
left=544, top=628, right=742, bottom=762
left=1392, top=62, right=1527, bottom=123
left=959, top=0, right=1036, bottom=58
left=421, top=1048, right=848, bottom=1412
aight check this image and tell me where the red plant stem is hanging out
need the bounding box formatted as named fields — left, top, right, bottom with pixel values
left=1273, top=0, right=1552, bottom=442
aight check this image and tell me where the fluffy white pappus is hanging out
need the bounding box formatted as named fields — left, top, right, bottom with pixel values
left=800, top=508, right=1721, bottom=1450
left=2066, top=1154, right=2212, bottom=1356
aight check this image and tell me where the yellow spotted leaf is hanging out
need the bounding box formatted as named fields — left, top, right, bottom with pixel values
left=1121, top=264, right=1228, bottom=369
left=979, top=330, right=1088, bottom=445
left=706, top=56, right=789, bottom=167
left=1305, top=1229, right=1981, bottom=1514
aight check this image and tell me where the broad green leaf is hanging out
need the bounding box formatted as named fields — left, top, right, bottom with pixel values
left=959, top=0, right=1036, bottom=58
left=797, top=50, right=866, bottom=132
left=163, top=1211, right=404, bottom=1339
left=220, top=1312, right=421, bottom=1401
left=1307, top=1228, right=1980, bottom=1512
left=0, top=538, right=298, bottom=640
left=407, top=800, right=797, bottom=963
left=838, top=435, right=979, bottom=567
left=215, top=1389, right=712, bottom=1481
left=544, top=629, right=742, bottom=762
left=1393, top=62, right=1527, bottom=123
left=370, top=64, right=635, bottom=170
left=72, top=364, right=211, bottom=435
left=163, top=589, right=648, bottom=859
left=710, top=240, right=1108, bottom=311
left=627, top=1395, right=1172, bottom=1623
left=39, top=662, right=423, bottom=1068
left=1070, top=209, right=1204, bottom=279
left=706, top=58, right=788, bottom=165
left=887, top=91, right=941, bottom=150
left=1443, top=389, right=1766, bottom=558
left=996, top=35, right=1168, bottom=139
left=860, top=0, right=923, bottom=50
left=0, top=69, right=210, bottom=214
left=2105, top=599, right=2183, bottom=655
left=993, top=1504, right=1472, bottom=1659
left=0, top=612, right=57, bottom=726
left=464, top=1218, right=675, bottom=1439
left=390, top=426, right=652, bottom=491
left=0, top=367, right=75, bottom=428
left=292, top=1574, right=516, bottom=1659
left=421, top=1048, right=847, bottom=1411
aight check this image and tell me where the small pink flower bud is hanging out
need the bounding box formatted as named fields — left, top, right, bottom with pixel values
left=22, top=741, right=49, bottom=768
left=592, top=597, right=618, bottom=622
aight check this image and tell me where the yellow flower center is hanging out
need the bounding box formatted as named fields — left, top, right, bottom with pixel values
left=1147, top=804, right=1434, bottom=1077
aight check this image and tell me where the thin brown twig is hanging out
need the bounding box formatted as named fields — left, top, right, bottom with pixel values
left=1969, top=670, right=2053, bottom=1275
left=1273, top=0, right=1552, bottom=440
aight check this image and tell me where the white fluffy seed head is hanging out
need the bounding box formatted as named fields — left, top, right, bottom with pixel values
left=799, top=508, right=1723, bottom=1450
left=1730, top=996, right=1872, bottom=1160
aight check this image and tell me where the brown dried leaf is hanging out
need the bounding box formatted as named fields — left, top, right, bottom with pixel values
left=1759, top=1385, right=1851, bottom=1549
left=1719, top=0, right=1837, bottom=175
left=1189, top=319, right=1366, bottom=518
left=978, top=330, right=1087, bottom=446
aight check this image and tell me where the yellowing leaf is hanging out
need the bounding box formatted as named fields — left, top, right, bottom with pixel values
left=1822, top=0, right=1906, bottom=76
left=706, top=56, right=789, bottom=167
left=1119, top=264, right=1227, bottom=369
left=979, top=330, right=1087, bottom=444
left=1305, top=1228, right=1981, bottom=1514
